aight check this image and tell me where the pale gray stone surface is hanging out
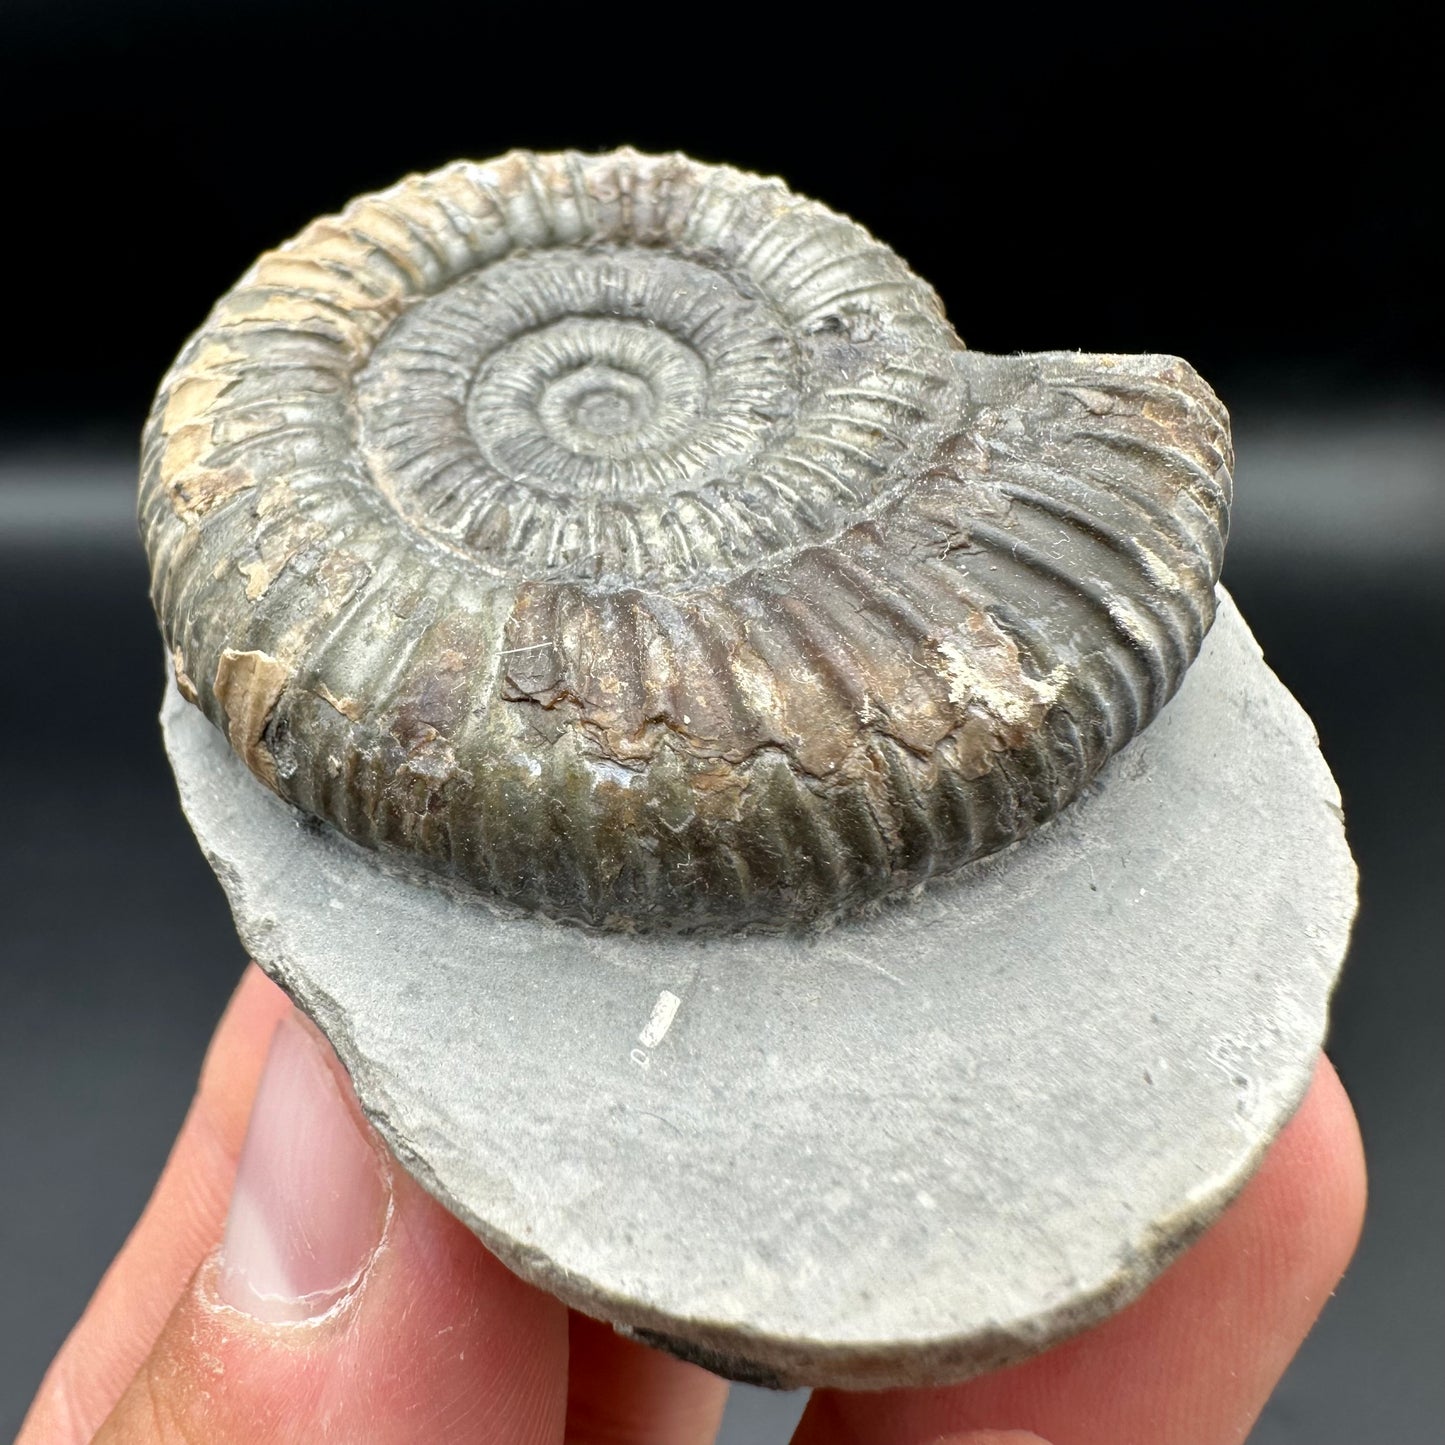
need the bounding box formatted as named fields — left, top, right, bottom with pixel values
left=162, top=592, right=1355, bottom=1390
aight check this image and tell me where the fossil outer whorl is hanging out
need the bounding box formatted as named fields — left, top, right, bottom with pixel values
left=140, top=150, right=1234, bottom=932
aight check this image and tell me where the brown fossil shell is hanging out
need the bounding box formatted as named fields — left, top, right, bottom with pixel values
left=140, top=149, right=1233, bottom=932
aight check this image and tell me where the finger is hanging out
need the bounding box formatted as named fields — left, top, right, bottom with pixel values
left=21, top=964, right=291, bottom=1444
left=90, top=1006, right=568, bottom=1445
left=934, top=1436, right=1050, bottom=1445
left=565, top=1312, right=730, bottom=1444
left=795, top=1055, right=1365, bottom=1445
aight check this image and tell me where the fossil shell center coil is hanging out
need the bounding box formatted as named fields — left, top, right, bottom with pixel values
left=356, top=242, right=941, bottom=583
left=141, top=149, right=1234, bottom=932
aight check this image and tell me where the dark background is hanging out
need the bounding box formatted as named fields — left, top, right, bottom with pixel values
left=1, top=4, right=1439, bottom=1441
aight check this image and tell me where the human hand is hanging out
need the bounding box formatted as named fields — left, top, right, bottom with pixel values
left=20, top=965, right=1364, bottom=1445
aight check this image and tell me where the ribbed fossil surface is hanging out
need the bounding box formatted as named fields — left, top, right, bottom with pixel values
left=140, top=150, right=1233, bottom=931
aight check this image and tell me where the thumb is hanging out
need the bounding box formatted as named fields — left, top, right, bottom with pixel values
left=93, top=1008, right=568, bottom=1445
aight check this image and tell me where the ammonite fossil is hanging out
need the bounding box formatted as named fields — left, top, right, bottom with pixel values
left=141, top=149, right=1232, bottom=932
left=148, top=151, right=1355, bottom=1389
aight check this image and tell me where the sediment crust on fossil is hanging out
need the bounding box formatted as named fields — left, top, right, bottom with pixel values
left=141, top=150, right=1233, bottom=930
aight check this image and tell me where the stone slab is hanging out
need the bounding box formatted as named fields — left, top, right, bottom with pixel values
left=162, top=591, right=1356, bottom=1389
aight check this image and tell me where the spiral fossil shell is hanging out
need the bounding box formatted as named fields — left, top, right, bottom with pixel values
left=141, top=149, right=1233, bottom=932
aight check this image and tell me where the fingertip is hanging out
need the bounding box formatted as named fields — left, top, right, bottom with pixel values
left=193, top=966, right=293, bottom=1128
left=796, top=1054, right=1366, bottom=1445
left=566, top=1312, right=731, bottom=1444
left=1276, top=1053, right=1367, bottom=1268
left=94, top=1019, right=570, bottom=1445
left=216, top=1011, right=391, bottom=1323
left=933, top=1434, right=1054, bottom=1445
left=1210, top=1052, right=1366, bottom=1367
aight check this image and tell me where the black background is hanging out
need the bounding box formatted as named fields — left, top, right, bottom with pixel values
left=0, top=2, right=1436, bottom=438
left=1, top=3, right=1439, bottom=1441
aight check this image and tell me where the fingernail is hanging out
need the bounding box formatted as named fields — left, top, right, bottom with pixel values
left=218, top=1010, right=389, bottom=1322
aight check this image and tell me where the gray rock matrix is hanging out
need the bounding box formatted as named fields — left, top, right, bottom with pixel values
left=165, top=595, right=1355, bottom=1388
